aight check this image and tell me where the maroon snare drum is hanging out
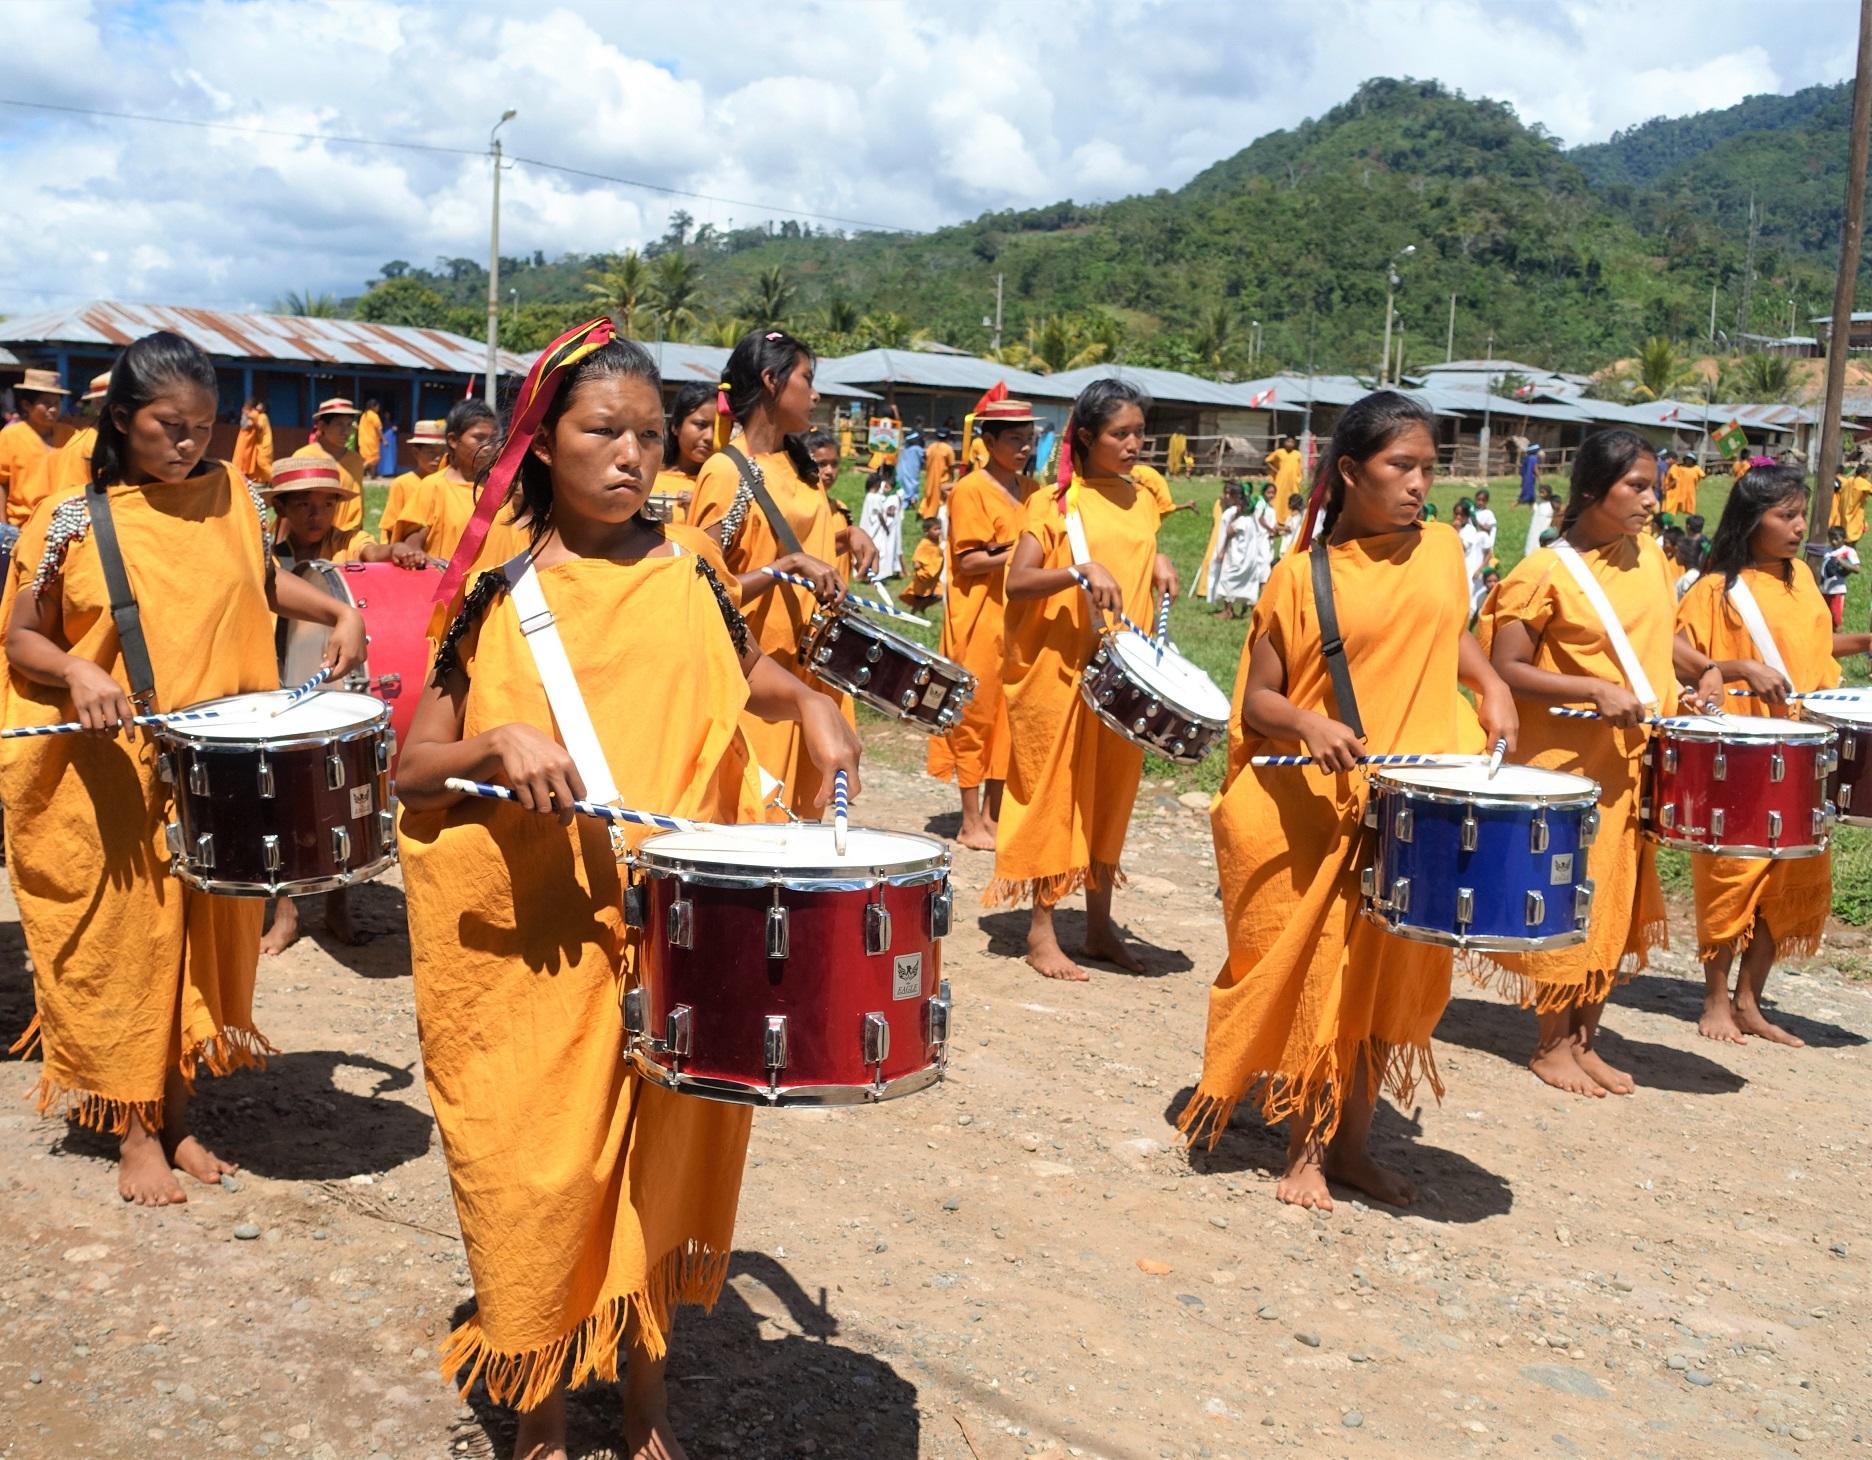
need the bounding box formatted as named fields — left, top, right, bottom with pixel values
left=624, top=823, right=953, bottom=1106
left=799, top=608, right=975, bottom=733
left=1642, top=713, right=1836, bottom=858
left=1801, top=691, right=1872, bottom=828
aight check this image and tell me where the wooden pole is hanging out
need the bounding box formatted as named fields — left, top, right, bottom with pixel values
left=1815, top=0, right=1872, bottom=536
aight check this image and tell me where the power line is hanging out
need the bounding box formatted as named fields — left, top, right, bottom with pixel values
left=0, top=96, right=918, bottom=235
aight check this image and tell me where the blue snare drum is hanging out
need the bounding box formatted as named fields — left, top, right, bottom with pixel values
left=1361, top=763, right=1601, bottom=952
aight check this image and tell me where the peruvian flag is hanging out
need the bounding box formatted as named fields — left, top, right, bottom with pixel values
left=1514, top=382, right=1536, bottom=400
left=1661, top=407, right=1681, bottom=422
left=1249, top=388, right=1275, bottom=408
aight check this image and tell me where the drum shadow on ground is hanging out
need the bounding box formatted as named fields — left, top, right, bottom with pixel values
left=975, top=910, right=1192, bottom=976
left=1620, top=970, right=1869, bottom=1051
left=450, top=1250, right=921, bottom=1459
left=1166, top=1085, right=1514, bottom=1223
left=1436, top=994, right=1748, bottom=1095
left=283, top=880, right=413, bottom=978
left=0, top=916, right=34, bottom=1045
left=922, top=810, right=963, bottom=840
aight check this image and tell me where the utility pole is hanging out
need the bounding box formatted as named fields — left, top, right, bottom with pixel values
left=1479, top=329, right=1495, bottom=479
left=1817, top=0, right=1872, bottom=537
left=485, top=108, right=516, bottom=408
left=987, top=273, right=1004, bottom=353
left=1394, top=332, right=1405, bottom=384
left=1378, top=244, right=1415, bottom=386
left=1737, top=189, right=1760, bottom=338
left=1446, top=292, right=1456, bottom=362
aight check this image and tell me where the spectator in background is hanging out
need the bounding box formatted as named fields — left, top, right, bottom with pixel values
left=896, top=427, right=925, bottom=511
left=1263, top=434, right=1304, bottom=524
left=357, top=398, right=383, bottom=477
left=233, top=397, right=274, bottom=485
left=1472, top=486, right=1498, bottom=565
left=903, top=515, right=945, bottom=610
left=1519, top=439, right=1542, bottom=505
left=859, top=466, right=904, bottom=580
left=378, top=413, right=398, bottom=482
left=1831, top=457, right=1872, bottom=545
left=1821, top=525, right=1860, bottom=630
left=1682, top=513, right=1710, bottom=568
left=1524, top=482, right=1556, bottom=557
left=919, top=426, right=956, bottom=522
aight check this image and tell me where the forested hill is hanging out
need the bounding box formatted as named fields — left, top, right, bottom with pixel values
left=351, top=77, right=1859, bottom=377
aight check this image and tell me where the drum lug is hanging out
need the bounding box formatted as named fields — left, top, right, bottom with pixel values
left=622, top=880, right=647, bottom=929
left=622, top=985, right=646, bottom=1038
left=664, top=1004, right=693, bottom=1061
left=1359, top=866, right=1376, bottom=900
left=1574, top=880, right=1595, bottom=926
left=1460, top=811, right=1478, bottom=853
left=262, top=834, right=281, bottom=873
left=766, top=903, right=790, bottom=960
left=1662, top=745, right=1678, bottom=774
left=854, top=667, right=871, bottom=687
left=194, top=832, right=215, bottom=870
left=1098, top=688, right=1114, bottom=705
left=1660, top=802, right=1677, bottom=830
left=156, top=751, right=175, bottom=785
left=1770, top=750, right=1786, bottom=783
left=914, top=667, right=932, bottom=687
left=1391, top=876, right=1410, bottom=915
left=1712, top=746, right=1726, bottom=781
left=824, top=621, right=842, bottom=642
left=1842, top=785, right=1854, bottom=812
left=1145, top=699, right=1161, bottom=716
left=862, top=1011, right=891, bottom=1067
left=1529, top=810, right=1549, bottom=854
left=926, top=980, right=952, bottom=1051
left=1582, top=808, right=1600, bottom=847
left=814, top=646, right=834, bottom=665
left=668, top=897, right=694, bottom=949
left=377, top=736, right=393, bottom=773
left=928, top=882, right=953, bottom=939
left=1710, top=807, right=1725, bottom=839
left=331, top=826, right=351, bottom=867
left=1363, top=802, right=1378, bottom=829
left=1170, top=740, right=1186, bottom=758
left=326, top=752, right=346, bottom=790
left=1816, top=806, right=1833, bottom=838
left=900, top=691, right=920, bottom=711
left=164, top=822, right=182, bottom=857
left=1525, top=890, right=1545, bottom=927
left=866, top=642, right=883, bottom=664
left=1846, top=736, right=1859, bottom=762
left=378, top=809, right=395, bottom=846
left=1455, top=888, right=1474, bottom=928
left=865, top=902, right=893, bottom=955
left=1767, top=810, right=1782, bottom=845
left=1393, top=807, right=1413, bottom=844
left=1130, top=716, right=1148, bottom=733
left=764, top=1015, right=790, bottom=1085
left=257, top=755, right=275, bottom=799
left=187, top=760, right=209, bottom=797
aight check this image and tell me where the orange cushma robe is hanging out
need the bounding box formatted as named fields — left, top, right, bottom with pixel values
left=985, top=474, right=1162, bottom=906
left=1265, top=449, right=1304, bottom=524
left=2, top=464, right=279, bottom=1132
left=1194, top=499, right=1224, bottom=600
left=233, top=410, right=274, bottom=485
left=390, top=467, right=529, bottom=571
left=927, top=469, right=1031, bottom=788
left=378, top=470, right=425, bottom=540
left=356, top=409, right=383, bottom=472
left=287, top=443, right=364, bottom=532
left=1675, top=563, right=1839, bottom=959
left=687, top=447, right=849, bottom=816
left=1473, top=535, right=1679, bottom=1006
left=1661, top=462, right=1703, bottom=518
left=1184, top=523, right=1483, bottom=1147
left=0, top=420, right=74, bottom=527
left=918, top=439, right=955, bottom=519
left=399, top=525, right=754, bottom=1411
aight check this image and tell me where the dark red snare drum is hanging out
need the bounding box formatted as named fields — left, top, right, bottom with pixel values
left=624, top=824, right=953, bottom=1106
left=799, top=608, right=975, bottom=733
left=1801, top=692, right=1872, bottom=828
left=1642, top=713, right=1835, bottom=858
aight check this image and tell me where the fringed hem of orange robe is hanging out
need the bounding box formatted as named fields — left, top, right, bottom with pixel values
left=439, top=1240, right=732, bottom=1412
left=982, top=859, right=1127, bottom=910
left=1691, top=852, right=1832, bottom=962
left=17, top=1019, right=275, bottom=1134
left=1180, top=1032, right=1445, bottom=1151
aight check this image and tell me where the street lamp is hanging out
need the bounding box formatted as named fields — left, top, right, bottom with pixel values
left=1379, top=244, right=1416, bottom=386
left=485, top=108, right=517, bottom=407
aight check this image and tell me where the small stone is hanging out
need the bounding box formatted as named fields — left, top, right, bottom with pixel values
left=1830, top=1242, right=1847, bottom=1258
left=232, top=1222, right=261, bottom=1241
left=956, top=1114, right=973, bottom=1126
left=27, top=1371, right=41, bottom=1384
left=1342, top=1412, right=1365, bottom=1429
left=874, top=1241, right=888, bottom=1254
left=1790, top=1426, right=1814, bottom=1442
left=1667, top=1355, right=1690, bottom=1371
left=1020, top=1134, right=1040, bottom=1153
left=1177, top=791, right=1210, bottom=810
left=942, top=1197, right=961, bottom=1212
left=1208, top=1214, right=1229, bottom=1230
left=62, top=1244, right=109, bottom=1263
left=1294, top=1331, right=1321, bottom=1348
left=1685, top=1371, right=1713, bottom=1387
left=1522, top=1365, right=1607, bottom=1398
left=220, top=1177, right=241, bottom=1194
left=310, top=1228, right=328, bottom=1241
left=1176, top=1293, right=1204, bottom=1309
left=1256, top=1305, right=1278, bottom=1320
left=153, top=1378, right=177, bottom=1395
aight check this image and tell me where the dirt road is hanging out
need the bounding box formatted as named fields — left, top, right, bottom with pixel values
left=2, top=735, right=1869, bottom=1459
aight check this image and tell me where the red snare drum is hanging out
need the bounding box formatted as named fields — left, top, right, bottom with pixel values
left=799, top=608, right=975, bottom=733
left=624, top=824, right=953, bottom=1106
left=1642, top=713, right=1836, bottom=858
left=281, top=559, right=437, bottom=767
left=1802, top=691, right=1872, bottom=828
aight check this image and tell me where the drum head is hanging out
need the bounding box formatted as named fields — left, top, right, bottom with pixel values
left=173, top=690, right=389, bottom=738
left=1375, top=763, right=1597, bottom=800
left=1656, top=711, right=1832, bottom=741
left=639, top=823, right=943, bottom=875
left=1803, top=690, right=1872, bottom=727
left=1109, top=631, right=1232, bottom=722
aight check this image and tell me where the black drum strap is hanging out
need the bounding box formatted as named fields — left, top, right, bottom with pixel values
left=723, top=444, right=808, bottom=560
left=1310, top=538, right=1363, bottom=739
left=83, top=482, right=157, bottom=708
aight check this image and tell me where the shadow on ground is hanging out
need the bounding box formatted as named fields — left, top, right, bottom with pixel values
left=1623, top=970, right=1869, bottom=1050
left=1438, top=993, right=1749, bottom=1095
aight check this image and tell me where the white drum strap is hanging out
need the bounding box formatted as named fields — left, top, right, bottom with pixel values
left=503, top=557, right=621, bottom=806
left=1724, top=576, right=1792, bottom=682
left=1065, top=508, right=1092, bottom=567
left=1552, top=541, right=1657, bottom=710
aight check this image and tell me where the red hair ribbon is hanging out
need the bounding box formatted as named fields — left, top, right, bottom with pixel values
left=1054, top=410, right=1076, bottom=502
left=427, top=315, right=616, bottom=635
left=1293, top=464, right=1331, bottom=553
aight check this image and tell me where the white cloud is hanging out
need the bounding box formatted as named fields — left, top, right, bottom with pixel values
left=0, top=0, right=1856, bottom=315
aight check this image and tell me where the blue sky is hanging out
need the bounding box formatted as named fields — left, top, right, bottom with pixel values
left=0, top=0, right=1858, bottom=315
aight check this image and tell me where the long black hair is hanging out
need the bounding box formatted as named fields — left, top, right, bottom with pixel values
left=90, top=331, right=218, bottom=490
left=512, top=336, right=662, bottom=542
left=1313, top=389, right=1436, bottom=539
left=720, top=327, right=817, bottom=487
left=1703, top=463, right=1811, bottom=587
left=1066, top=377, right=1151, bottom=475
left=663, top=379, right=714, bottom=467
left=1558, top=428, right=1655, bottom=532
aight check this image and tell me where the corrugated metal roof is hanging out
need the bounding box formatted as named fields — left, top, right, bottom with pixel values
left=1417, top=358, right=1554, bottom=378
left=0, top=345, right=19, bottom=369
left=621, top=341, right=875, bottom=399
left=1416, top=384, right=1590, bottom=424
left=817, top=348, right=1066, bottom=399
left=1043, top=362, right=1249, bottom=408
left=0, top=300, right=530, bottom=376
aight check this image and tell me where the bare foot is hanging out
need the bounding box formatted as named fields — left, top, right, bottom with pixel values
left=1529, top=1039, right=1606, bottom=1097
left=1697, top=994, right=1747, bottom=1045
left=260, top=896, right=298, bottom=957
left=1276, top=1149, right=1334, bottom=1211
left=1733, top=1000, right=1806, bottom=1047
left=1082, top=928, right=1144, bottom=973
left=956, top=819, right=997, bottom=852
left=324, top=888, right=360, bottom=946
left=513, top=1388, right=567, bottom=1460
left=1322, top=1148, right=1416, bottom=1208
left=624, top=1405, right=688, bottom=1460
left=164, top=1131, right=236, bottom=1186
left=118, top=1123, right=185, bottom=1206
left=1573, top=1044, right=1636, bottom=1094
left=1025, top=942, right=1090, bottom=981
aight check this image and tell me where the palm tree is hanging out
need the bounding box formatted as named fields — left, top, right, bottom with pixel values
left=821, top=294, right=861, bottom=335
left=645, top=253, right=704, bottom=341
left=275, top=289, right=340, bottom=318
left=1718, top=351, right=1797, bottom=403
left=1000, top=315, right=1110, bottom=374
left=699, top=312, right=750, bottom=348
left=582, top=250, right=649, bottom=334
left=1624, top=336, right=1695, bottom=402
left=859, top=310, right=921, bottom=349
left=741, top=265, right=796, bottom=327
left=1191, top=303, right=1235, bottom=372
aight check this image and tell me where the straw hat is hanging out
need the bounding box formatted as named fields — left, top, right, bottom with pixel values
left=80, top=371, right=111, bottom=405
left=975, top=398, right=1040, bottom=426
left=313, top=396, right=361, bottom=419
left=260, top=458, right=357, bottom=499
left=16, top=367, right=68, bottom=397
left=408, top=418, right=446, bottom=446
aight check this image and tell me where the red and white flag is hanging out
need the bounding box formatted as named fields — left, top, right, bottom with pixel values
left=1249, top=388, right=1275, bottom=408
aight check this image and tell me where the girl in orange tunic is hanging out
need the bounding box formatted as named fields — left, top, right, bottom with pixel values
left=1674, top=465, right=1872, bottom=1046
left=926, top=398, right=1039, bottom=849
left=397, top=327, right=860, bottom=1460
left=688, top=329, right=876, bottom=817
left=986, top=379, right=1176, bottom=981
left=652, top=380, right=714, bottom=516
left=1478, top=430, right=1725, bottom=1096
left=3, top=332, right=365, bottom=1206
left=1183, top=392, right=1516, bottom=1209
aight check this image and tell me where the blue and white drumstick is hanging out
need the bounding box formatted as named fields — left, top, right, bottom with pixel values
left=0, top=703, right=239, bottom=740
left=762, top=566, right=928, bottom=627
left=1249, top=753, right=1483, bottom=768
left=832, top=768, right=849, bottom=856
left=1068, top=569, right=1155, bottom=641
left=1153, top=590, right=1172, bottom=657
left=1727, top=687, right=1860, bottom=702
left=268, top=666, right=332, bottom=718
left=1487, top=737, right=1508, bottom=779
left=1548, top=706, right=1673, bottom=726
left=443, top=776, right=702, bottom=832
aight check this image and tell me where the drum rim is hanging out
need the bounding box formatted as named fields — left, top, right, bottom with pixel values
left=633, top=826, right=951, bottom=888
left=1803, top=704, right=1872, bottom=730
left=1652, top=716, right=1835, bottom=742
left=627, top=1049, right=945, bottom=1106
left=1103, top=630, right=1234, bottom=718
left=805, top=606, right=941, bottom=666
left=157, top=692, right=392, bottom=748
left=167, top=850, right=397, bottom=898
left=1357, top=904, right=1590, bottom=953
left=1642, top=831, right=1832, bottom=859
left=1368, top=765, right=1602, bottom=806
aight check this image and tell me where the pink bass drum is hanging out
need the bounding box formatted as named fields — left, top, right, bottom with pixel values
left=623, top=823, right=953, bottom=1106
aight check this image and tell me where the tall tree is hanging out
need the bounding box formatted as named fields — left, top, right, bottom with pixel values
left=274, top=289, right=340, bottom=318
left=1623, top=336, right=1696, bottom=401
left=742, top=265, right=797, bottom=325
left=583, top=250, right=650, bottom=335
left=646, top=253, right=704, bottom=340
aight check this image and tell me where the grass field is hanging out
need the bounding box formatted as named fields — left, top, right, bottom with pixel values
left=358, top=466, right=1872, bottom=925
